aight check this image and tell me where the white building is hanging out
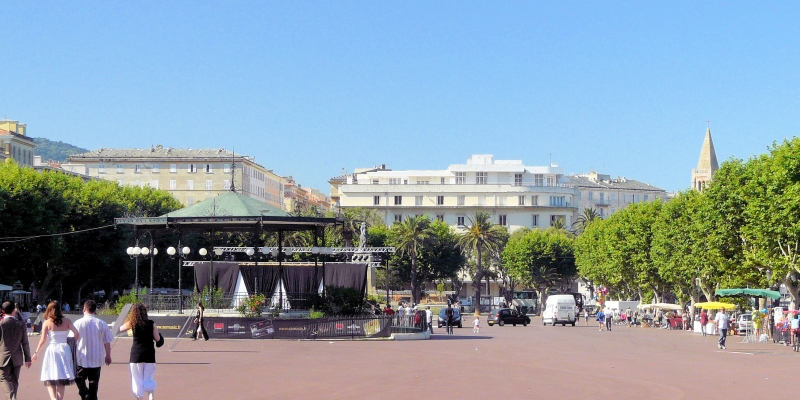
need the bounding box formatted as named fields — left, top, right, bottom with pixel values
left=567, top=171, right=667, bottom=218
left=331, top=154, right=578, bottom=232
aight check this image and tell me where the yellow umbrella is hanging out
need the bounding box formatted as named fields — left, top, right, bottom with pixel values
left=695, top=302, right=737, bottom=310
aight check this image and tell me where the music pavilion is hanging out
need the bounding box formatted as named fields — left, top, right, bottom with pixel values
left=114, top=191, right=372, bottom=311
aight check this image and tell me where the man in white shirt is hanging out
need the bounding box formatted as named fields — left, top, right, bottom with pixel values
left=74, top=300, right=113, bottom=400
left=425, top=306, right=433, bottom=334
left=714, top=308, right=729, bottom=350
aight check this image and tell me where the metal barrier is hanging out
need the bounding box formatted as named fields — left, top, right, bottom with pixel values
left=390, top=312, right=428, bottom=333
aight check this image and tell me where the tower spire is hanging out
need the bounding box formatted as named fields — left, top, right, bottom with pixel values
left=691, top=124, right=719, bottom=191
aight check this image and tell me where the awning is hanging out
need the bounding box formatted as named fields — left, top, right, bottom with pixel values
left=715, top=288, right=781, bottom=300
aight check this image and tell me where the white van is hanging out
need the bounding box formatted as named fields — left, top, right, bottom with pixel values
left=542, top=294, right=577, bottom=326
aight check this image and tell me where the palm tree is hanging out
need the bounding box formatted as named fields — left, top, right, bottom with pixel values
left=392, top=215, right=433, bottom=304
left=572, top=207, right=600, bottom=235
left=458, top=211, right=507, bottom=316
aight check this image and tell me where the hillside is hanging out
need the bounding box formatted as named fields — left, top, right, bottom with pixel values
left=31, top=137, right=89, bottom=162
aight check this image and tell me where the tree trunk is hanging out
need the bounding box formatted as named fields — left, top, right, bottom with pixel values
left=538, top=284, right=548, bottom=313
left=784, top=274, right=799, bottom=310
left=410, top=253, right=419, bottom=305
left=473, top=244, right=483, bottom=316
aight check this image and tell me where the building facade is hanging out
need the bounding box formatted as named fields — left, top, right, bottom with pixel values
left=331, top=154, right=578, bottom=232
left=567, top=171, right=667, bottom=218
left=691, top=127, right=719, bottom=191
left=0, top=120, right=36, bottom=167
left=282, top=176, right=331, bottom=215
left=66, top=146, right=284, bottom=208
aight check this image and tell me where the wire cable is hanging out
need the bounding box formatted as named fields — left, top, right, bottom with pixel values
left=0, top=224, right=115, bottom=243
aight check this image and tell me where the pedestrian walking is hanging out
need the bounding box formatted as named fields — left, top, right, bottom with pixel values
left=119, top=304, right=163, bottom=400
left=73, top=300, right=113, bottom=400
left=606, top=309, right=612, bottom=331
left=597, top=308, right=605, bottom=332
left=583, top=308, right=589, bottom=325
left=699, top=309, right=708, bottom=337
left=425, top=306, right=433, bottom=334
left=714, top=307, right=729, bottom=350
left=191, top=302, right=208, bottom=341
left=626, top=307, right=632, bottom=327
left=472, top=316, right=480, bottom=333
left=32, top=301, right=80, bottom=400
left=0, top=301, right=32, bottom=400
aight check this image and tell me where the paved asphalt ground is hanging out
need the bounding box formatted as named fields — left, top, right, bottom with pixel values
left=17, top=319, right=800, bottom=399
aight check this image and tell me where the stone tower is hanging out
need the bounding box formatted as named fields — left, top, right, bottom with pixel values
left=691, top=127, right=719, bottom=191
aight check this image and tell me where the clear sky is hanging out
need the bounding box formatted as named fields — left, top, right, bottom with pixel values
left=2, top=2, right=798, bottom=193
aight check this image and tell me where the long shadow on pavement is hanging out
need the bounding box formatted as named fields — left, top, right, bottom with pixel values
left=429, top=335, right=493, bottom=340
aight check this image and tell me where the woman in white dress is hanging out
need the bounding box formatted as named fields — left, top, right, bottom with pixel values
left=31, top=301, right=80, bottom=400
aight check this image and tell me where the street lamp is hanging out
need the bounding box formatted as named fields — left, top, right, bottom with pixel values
left=167, top=244, right=191, bottom=314
left=127, top=241, right=158, bottom=298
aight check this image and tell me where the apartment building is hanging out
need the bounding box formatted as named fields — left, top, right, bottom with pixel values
left=331, top=154, right=579, bottom=232
left=66, top=146, right=284, bottom=208
left=567, top=171, right=667, bottom=218
left=282, top=176, right=332, bottom=214
left=0, top=119, right=36, bottom=167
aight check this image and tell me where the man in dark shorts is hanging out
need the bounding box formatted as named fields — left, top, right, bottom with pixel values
left=444, top=304, right=455, bottom=335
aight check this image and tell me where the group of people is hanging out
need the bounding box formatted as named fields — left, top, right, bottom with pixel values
left=0, top=299, right=166, bottom=400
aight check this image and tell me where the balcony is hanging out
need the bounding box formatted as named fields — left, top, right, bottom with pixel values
left=340, top=183, right=577, bottom=195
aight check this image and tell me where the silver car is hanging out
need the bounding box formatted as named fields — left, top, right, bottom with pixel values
left=737, top=313, right=752, bottom=334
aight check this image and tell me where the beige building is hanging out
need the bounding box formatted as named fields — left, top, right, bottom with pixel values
left=567, top=171, right=667, bottom=218
left=0, top=119, right=36, bottom=167
left=282, top=176, right=331, bottom=214
left=691, top=127, right=719, bottom=191
left=67, top=146, right=284, bottom=208
left=330, top=154, right=578, bottom=232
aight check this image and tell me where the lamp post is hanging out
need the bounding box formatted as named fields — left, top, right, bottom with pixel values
left=126, top=241, right=158, bottom=298
left=167, top=244, right=191, bottom=314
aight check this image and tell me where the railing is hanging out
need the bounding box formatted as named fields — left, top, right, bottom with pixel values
left=135, top=292, right=340, bottom=314
left=390, top=312, right=429, bottom=333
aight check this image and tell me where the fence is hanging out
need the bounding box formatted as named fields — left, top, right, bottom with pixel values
left=136, top=292, right=343, bottom=314
left=390, top=312, right=429, bottom=333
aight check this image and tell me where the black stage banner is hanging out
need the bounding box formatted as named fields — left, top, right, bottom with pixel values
left=179, top=316, right=392, bottom=340
left=193, top=261, right=240, bottom=293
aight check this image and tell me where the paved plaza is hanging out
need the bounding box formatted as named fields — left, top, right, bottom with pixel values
left=17, top=319, right=800, bottom=399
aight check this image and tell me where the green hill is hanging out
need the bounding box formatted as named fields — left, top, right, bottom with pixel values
left=31, top=137, right=89, bottom=162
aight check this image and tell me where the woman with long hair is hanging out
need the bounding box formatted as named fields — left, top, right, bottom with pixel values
left=191, top=302, right=208, bottom=341
left=119, top=303, right=162, bottom=400
left=31, top=301, right=80, bottom=400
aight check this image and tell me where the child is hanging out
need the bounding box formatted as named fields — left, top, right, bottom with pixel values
left=473, top=316, right=480, bottom=333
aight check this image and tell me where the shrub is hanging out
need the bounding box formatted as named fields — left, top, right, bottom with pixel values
left=236, top=294, right=266, bottom=317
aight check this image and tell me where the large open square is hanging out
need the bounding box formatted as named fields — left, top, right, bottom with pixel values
left=17, top=319, right=800, bottom=399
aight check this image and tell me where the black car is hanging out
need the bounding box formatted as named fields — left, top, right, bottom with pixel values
left=438, top=307, right=462, bottom=328
left=488, top=308, right=531, bottom=327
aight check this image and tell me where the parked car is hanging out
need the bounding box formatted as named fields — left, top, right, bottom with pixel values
left=487, top=308, right=531, bottom=327
left=737, top=313, right=752, bottom=335
left=437, top=307, right=462, bottom=328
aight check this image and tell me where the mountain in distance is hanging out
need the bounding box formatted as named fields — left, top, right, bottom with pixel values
left=32, top=137, right=89, bottom=162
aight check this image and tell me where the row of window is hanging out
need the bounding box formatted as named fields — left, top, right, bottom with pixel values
left=378, top=173, right=555, bottom=186
left=392, top=213, right=564, bottom=227
left=118, top=179, right=231, bottom=191
left=99, top=163, right=232, bottom=174
left=374, top=194, right=568, bottom=207
left=583, top=191, right=657, bottom=203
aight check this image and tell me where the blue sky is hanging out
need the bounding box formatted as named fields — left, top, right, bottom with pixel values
left=2, top=2, right=798, bottom=193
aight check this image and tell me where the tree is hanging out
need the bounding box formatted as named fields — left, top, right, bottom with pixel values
left=458, top=211, right=507, bottom=315
left=572, top=207, right=600, bottom=235
left=740, top=139, right=800, bottom=308
left=0, top=159, right=182, bottom=305
left=503, top=228, right=576, bottom=310
left=390, top=215, right=433, bottom=304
